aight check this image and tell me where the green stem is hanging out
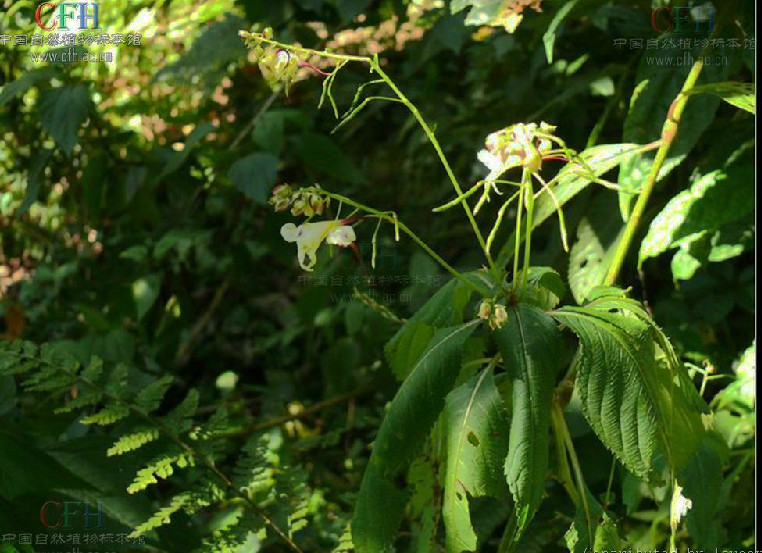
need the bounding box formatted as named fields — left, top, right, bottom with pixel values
left=553, top=402, right=593, bottom=544
left=320, top=190, right=480, bottom=294
left=604, top=57, right=706, bottom=285
left=521, top=169, right=535, bottom=285
left=369, top=58, right=496, bottom=277
left=511, top=173, right=528, bottom=288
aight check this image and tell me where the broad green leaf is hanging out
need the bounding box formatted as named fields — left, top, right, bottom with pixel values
left=295, top=133, right=364, bottom=183
left=564, top=486, right=620, bottom=553
left=407, top=456, right=439, bottom=553
left=496, top=143, right=642, bottom=268
left=0, top=67, right=57, bottom=106
left=493, top=305, right=563, bottom=540
left=543, top=0, right=580, bottom=64
left=17, top=149, right=53, bottom=218
left=39, top=84, right=91, bottom=156
left=228, top=152, right=279, bottom=203
left=678, top=439, right=725, bottom=548
left=568, top=193, right=624, bottom=304
left=639, top=164, right=754, bottom=272
left=551, top=307, right=707, bottom=478
left=443, top=367, right=510, bottom=553
left=132, top=274, right=161, bottom=321
left=516, top=267, right=566, bottom=310
left=689, top=81, right=755, bottom=114
left=385, top=277, right=477, bottom=380
left=353, top=321, right=480, bottom=552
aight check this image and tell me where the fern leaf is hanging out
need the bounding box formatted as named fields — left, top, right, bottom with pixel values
left=107, top=428, right=160, bottom=456
left=163, top=389, right=199, bottom=434
left=80, top=403, right=130, bottom=426
left=134, top=375, right=174, bottom=413
left=127, top=453, right=194, bottom=494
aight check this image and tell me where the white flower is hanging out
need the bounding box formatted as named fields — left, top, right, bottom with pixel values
left=280, top=220, right=356, bottom=271
left=670, top=483, right=693, bottom=529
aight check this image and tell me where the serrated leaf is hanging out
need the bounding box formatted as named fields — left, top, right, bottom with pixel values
left=493, top=304, right=563, bottom=542
left=443, top=367, right=510, bottom=553
left=353, top=321, right=480, bottom=553
left=551, top=306, right=707, bottom=477
left=39, top=84, right=91, bottom=156
left=689, top=81, right=755, bottom=114
left=639, top=165, right=754, bottom=272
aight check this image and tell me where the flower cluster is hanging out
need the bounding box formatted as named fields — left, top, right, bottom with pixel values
left=239, top=28, right=300, bottom=92
left=478, top=121, right=558, bottom=180
left=271, top=184, right=356, bottom=272
left=270, top=183, right=329, bottom=217
left=477, top=299, right=508, bottom=330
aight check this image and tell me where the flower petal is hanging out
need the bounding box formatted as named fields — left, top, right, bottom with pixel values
left=326, top=225, right=356, bottom=247
left=280, top=223, right=298, bottom=242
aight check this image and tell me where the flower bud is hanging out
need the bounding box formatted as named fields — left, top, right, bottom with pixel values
left=478, top=300, right=492, bottom=321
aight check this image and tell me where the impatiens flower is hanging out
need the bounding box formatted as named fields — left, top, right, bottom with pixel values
left=280, top=220, right=356, bottom=271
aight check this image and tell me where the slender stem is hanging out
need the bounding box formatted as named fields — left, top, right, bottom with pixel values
left=521, top=169, right=535, bottom=285
left=369, top=59, right=496, bottom=276
left=553, top=402, right=593, bottom=543
left=511, top=172, right=526, bottom=287
left=320, top=190, right=480, bottom=293
left=604, top=57, right=706, bottom=285
left=214, top=387, right=372, bottom=439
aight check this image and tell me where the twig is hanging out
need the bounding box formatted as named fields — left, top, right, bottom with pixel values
left=214, top=387, right=373, bottom=439
left=231, top=89, right=281, bottom=149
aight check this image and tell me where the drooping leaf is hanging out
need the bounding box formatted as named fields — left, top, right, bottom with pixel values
left=228, top=152, right=279, bottom=203
left=39, top=84, right=92, bottom=156
left=0, top=66, right=57, bottom=106
left=443, top=367, right=510, bottom=553
left=551, top=306, right=707, bottom=478
left=493, top=304, right=563, bottom=541
left=678, top=438, right=726, bottom=548
left=352, top=321, right=480, bottom=552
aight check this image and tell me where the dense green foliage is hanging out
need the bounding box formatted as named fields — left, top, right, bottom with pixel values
left=0, top=1, right=755, bottom=552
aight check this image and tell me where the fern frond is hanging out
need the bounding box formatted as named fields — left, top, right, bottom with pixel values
left=107, top=428, right=161, bottom=456
left=163, top=389, right=199, bottom=434
left=80, top=403, right=130, bottom=425
left=127, top=453, right=195, bottom=494
left=54, top=388, right=104, bottom=414
left=134, top=375, right=174, bottom=413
